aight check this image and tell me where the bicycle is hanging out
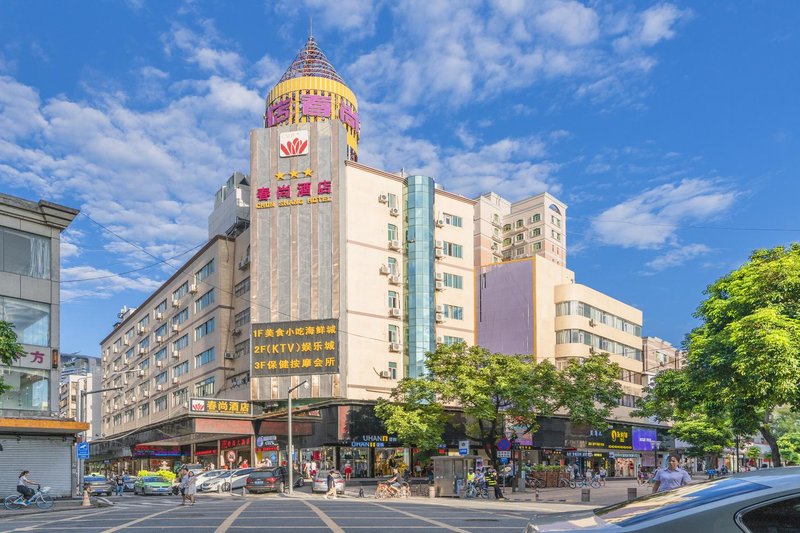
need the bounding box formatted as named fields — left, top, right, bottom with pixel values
left=4, top=486, right=54, bottom=510
left=571, top=478, right=601, bottom=489
left=525, top=477, right=545, bottom=489
left=557, top=477, right=572, bottom=488
left=464, top=481, right=489, bottom=499
left=374, top=481, right=409, bottom=499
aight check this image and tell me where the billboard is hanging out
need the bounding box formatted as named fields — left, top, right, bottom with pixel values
left=251, top=318, right=339, bottom=377
left=190, top=398, right=252, bottom=417
left=633, top=427, right=658, bottom=451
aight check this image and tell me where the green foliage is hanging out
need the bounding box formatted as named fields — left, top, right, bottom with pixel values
left=0, top=321, right=26, bottom=395
left=136, top=469, right=176, bottom=482
left=637, top=245, right=800, bottom=466
left=770, top=407, right=800, bottom=439
left=746, top=446, right=761, bottom=460
left=669, top=415, right=733, bottom=459
left=777, top=433, right=800, bottom=465
left=375, top=343, right=622, bottom=464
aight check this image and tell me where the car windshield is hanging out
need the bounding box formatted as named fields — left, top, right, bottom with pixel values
left=143, top=477, right=166, bottom=483
left=595, top=477, right=769, bottom=526
left=317, top=470, right=341, bottom=479
left=85, top=477, right=107, bottom=482
left=253, top=470, right=278, bottom=477
left=215, top=471, right=233, bottom=479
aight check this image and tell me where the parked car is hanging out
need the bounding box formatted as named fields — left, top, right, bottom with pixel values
left=244, top=467, right=304, bottom=494
left=194, top=470, right=225, bottom=486
left=312, top=470, right=345, bottom=494
left=229, top=468, right=256, bottom=491
left=200, top=468, right=254, bottom=492
left=122, top=475, right=137, bottom=492
left=524, top=467, right=800, bottom=532
left=84, top=476, right=113, bottom=496
left=133, top=476, right=173, bottom=496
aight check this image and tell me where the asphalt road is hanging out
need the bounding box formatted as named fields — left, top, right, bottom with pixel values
left=0, top=494, right=537, bottom=533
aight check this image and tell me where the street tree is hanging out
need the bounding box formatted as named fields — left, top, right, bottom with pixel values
left=637, top=245, right=800, bottom=466
left=375, top=343, right=622, bottom=465
left=670, top=415, right=733, bottom=465
left=0, top=321, right=26, bottom=395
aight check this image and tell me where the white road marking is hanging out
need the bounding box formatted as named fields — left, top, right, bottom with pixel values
left=213, top=501, right=252, bottom=533
left=99, top=504, right=182, bottom=533
left=368, top=502, right=472, bottom=533
left=301, top=500, right=346, bottom=533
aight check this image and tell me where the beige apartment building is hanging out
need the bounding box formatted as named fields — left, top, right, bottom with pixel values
left=643, top=336, right=684, bottom=379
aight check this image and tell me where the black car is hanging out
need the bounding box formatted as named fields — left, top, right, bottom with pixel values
left=244, top=466, right=304, bottom=494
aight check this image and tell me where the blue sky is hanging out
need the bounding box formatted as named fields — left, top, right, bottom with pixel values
left=0, top=1, right=797, bottom=359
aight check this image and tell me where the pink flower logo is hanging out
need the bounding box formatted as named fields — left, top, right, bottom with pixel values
left=280, top=137, right=308, bottom=156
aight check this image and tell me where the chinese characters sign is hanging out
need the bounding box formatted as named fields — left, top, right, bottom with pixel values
left=190, top=398, right=251, bottom=416
left=266, top=95, right=359, bottom=133
left=251, top=319, right=339, bottom=377
left=255, top=179, right=332, bottom=210
left=587, top=425, right=633, bottom=450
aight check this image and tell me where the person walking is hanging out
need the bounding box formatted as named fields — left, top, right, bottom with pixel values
left=652, top=455, right=691, bottom=493
left=324, top=470, right=338, bottom=499
left=179, top=468, right=190, bottom=505
left=115, top=473, right=125, bottom=496
left=185, top=471, right=197, bottom=506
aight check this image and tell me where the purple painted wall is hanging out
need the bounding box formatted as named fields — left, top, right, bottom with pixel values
left=476, top=260, right=534, bottom=356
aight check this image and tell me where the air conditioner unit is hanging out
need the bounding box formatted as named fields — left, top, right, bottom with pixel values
left=435, top=248, right=444, bottom=259
left=435, top=304, right=444, bottom=313
left=102, top=356, right=107, bottom=362
left=156, top=335, right=163, bottom=343
left=435, top=219, right=445, bottom=228
left=224, top=352, right=235, bottom=360
left=171, top=350, right=179, bottom=358
left=379, top=264, right=390, bottom=275
left=123, top=339, right=130, bottom=346
left=389, top=342, right=402, bottom=353
left=388, top=275, right=401, bottom=285
left=189, top=283, right=198, bottom=294
left=434, top=272, right=444, bottom=281
left=172, top=324, right=179, bottom=332
left=112, top=346, right=119, bottom=353
left=155, top=312, right=163, bottom=321
left=378, top=194, right=388, bottom=204
left=389, top=207, right=400, bottom=217
left=102, top=392, right=107, bottom=398
left=106, top=407, right=111, bottom=414
left=137, top=347, right=145, bottom=355
left=156, top=385, right=163, bottom=391
left=435, top=313, right=445, bottom=323
left=239, top=256, right=250, bottom=270
left=123, top=378, right=129, bottom=385
left=435, top=281, right=445, bottom=291
left=379, top=370, right=391, bottom=379
left=137, top=325, right=146, bottom=334
left=589, top=319, right=597, bottom=327
left=434, top=239, right=443, bottom=249
left=232, top=329, right=242, bottom=336
left=172, top=298, right=180, bottom=307
left=156, top=361, right=163, bottom=368
left=436, top=336, right=444, bottom=344
left=123, top=400, right=129, bottom=406
left=388, top=240, right=401, bottom=251
left=143, top=390, right=149, bottom=397
left=389, top=308, right=402, bottom=318
left=172, top=377, right=179, bottom=384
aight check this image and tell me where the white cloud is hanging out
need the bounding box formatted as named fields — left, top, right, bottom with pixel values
left=163, top=22, right=245, bottom=78
left=533, top=1, right=600, bottom=46
left=644, top=243, right=711, bottom=273
left=639, top=3, right=688, bottom=45
left=60, top=265, right=164, bottom=302
left=591, top=178, right=737, bottom=249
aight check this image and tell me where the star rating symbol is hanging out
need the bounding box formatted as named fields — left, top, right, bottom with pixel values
left=303, top=168, right=314, bottom=177
left=275, top=172, right=286, bottom=180
left=289, top=170, right=299, bottom=179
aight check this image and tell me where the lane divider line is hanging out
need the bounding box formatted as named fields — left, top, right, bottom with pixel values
left=214, top=501, right=252, bottom=533
left=301, top=500, right=346, bottom=533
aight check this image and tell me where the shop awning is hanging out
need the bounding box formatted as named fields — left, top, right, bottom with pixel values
left=0, top=417, right=89, bottom=435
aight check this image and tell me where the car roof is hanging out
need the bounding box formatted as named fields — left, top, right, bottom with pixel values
left=729, top=466, right=800, bottom=488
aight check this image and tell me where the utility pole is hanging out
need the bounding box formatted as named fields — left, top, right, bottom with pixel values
left=287, top=380, right=309, bottom=495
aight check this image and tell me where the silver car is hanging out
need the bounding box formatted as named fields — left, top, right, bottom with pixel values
left=312, top=470, right=345, bottom=494
left=199, top=468, right=254, bottom=492
left=524, top=467, right=800, bottom=532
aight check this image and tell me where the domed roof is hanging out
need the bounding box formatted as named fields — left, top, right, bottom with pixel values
left=278, top=36, right=344, bottom=85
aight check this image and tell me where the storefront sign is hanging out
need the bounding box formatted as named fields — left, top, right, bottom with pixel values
left=587, top=425, right=633, bottom=450
left=132, top=445, right=181, bottom=457
left=190, top=398, right=252, bottom=416
left=16, top=345, right=52, bottom=370
left=252, top=319, right=339, bottom=377
left=256, top=436, right=277, bottom=447
left=220, top=437, right=251, bottom=449
left=633, top=427, right=658, bottom=451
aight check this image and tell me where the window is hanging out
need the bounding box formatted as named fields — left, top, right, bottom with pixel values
left=138, top=315, right=150, bottom=329
left=195, top=289, right=215, bottom=312
left=388, top=324, right=399, bottom=343
left=502, top=251, right=511, bottom=259
left=154, top=396, right=167, bottom=412
left=124, top=328, right=135, bottom=343
left=172, top=281, right=189, bottom=301
left=138, top=381, right=149, bottom=396
left=533, top=242, right=542, bottom=251
left=388, top=291, right=400, bottom=309
left=125, top=347, right=134, bottom=362
left=515, top=233, right=524, bottom=242
left=443, top=336, right=464, bottom=345
left=0, top=367, right=49, bottom=411
left=551, top=215, right=561, bottom=227
left=492, top=214, right=500, bottom=224
left=154, top=299, right=167, bottom=315
left=138, top=403, right=149, bottom=418
left=740, top=495, right=800, bottom=531
left=113, top=414, right=122, bottom=426
left=138, top=337, right=149, bottom=351
left=195, top=259, right=215, bottom=282
left=442, top=304, right=463, bottom=320
left=443, top=213, right=463, bottom=227
left=195, top=317, right=215, bottom=340
left=515, top=219, right=523, bottom=228
left=387, top=193, right=398, bottom=209
left=172, top=335, right=189, bottom=351
left=154, top=323, right=167, bottom=338
left=0, top=228, right=51, bottom=279
left=388, top=362, right=397, bottom=380
left=173, top=361, right=189, bottom=378
left=234, top=309, right=250, bottom=328
left=124, top=409, right=134, bottom=423
left=154, top=371, right=168, bottom=385
left=530, top=214, right=541, bottom=223
left=138, top=358, right=150, bottom=372
left=503, top=223, right=511, bottom=232
left=154, top=347, right=167, bottom=362
left=530, top=228, right=541, bottom=237
left=387, top=257, right=398, bottom=276
left=195, top=377, right=215, bottom=397
left=195, top=347, right=215, bottom=368
left=442, top=241, right=462, bottom=258
left=516, top=247, right=526, bottom=257
left=172, top=308, right=189, bottom=326
left=387, top=224, right=398, bottom=241
left=234, top=277, right=250, bottom=297
left=172, top=387, right=188, bottom=407
left=502, top=238, right=511, bottom=246
left=234, top=339, right=249, bottom=359
left=443, top=272, right=463, bottom=289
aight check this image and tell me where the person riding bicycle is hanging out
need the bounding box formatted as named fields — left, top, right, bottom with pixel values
left=17, top=470, right=39, bottom=505
left=386, top=469, right=401, bottom=496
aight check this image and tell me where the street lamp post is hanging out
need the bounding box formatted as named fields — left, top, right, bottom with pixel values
left=287, top=380, right=309, bottom=496
left=735, top=435, right=740, bottom=473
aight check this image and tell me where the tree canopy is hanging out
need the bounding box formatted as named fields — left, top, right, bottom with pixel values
left=636, top=244, right=800, bottom=466
left=0, top=321, right=26, bottom=395
left=375, top=343, right=622, bottom=465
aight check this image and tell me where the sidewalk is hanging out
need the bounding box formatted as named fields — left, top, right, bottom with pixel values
left=0, top=497, right=86, bottom=517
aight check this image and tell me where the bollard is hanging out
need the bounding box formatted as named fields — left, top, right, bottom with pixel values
left=627, top=487, right=637, bottom=500
left=429, top=485, right=436, bottom=498
left=535, top=488, right=540, bottom=501
left=81, top=489, right=91, bottom=507
left=581, top=488, right=590, bottom=502
left=358, top=488, right=364, bottom=498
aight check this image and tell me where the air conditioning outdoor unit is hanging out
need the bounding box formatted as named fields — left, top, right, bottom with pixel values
left=172, top=324, right=179, bottom=332
left=389, top=208, right=400, bottom=217
left=435, top=239, right=443, bottom=249
left=156, top=385, right=163, bottom=391
left=123, top=400, right=129, bottom=406
left=172, top=377, right=179, bottom=384
left=435, top=313, right=445, bottom=323
left=434, top=272, right=444, bottom=281
left=102, top=356, right=107, bottom=362
left=435, top=248, right=444, bottom=259
left=156, top=335, right=163, bottom=343
left=155, top=312, right=163, bottom=321
left=378, top=194, right=388, bottom=204
left=435, top=219, right=445, bottom=228
left=379, top=370, right=391, bottom=379
left=435, top=281, right=444, bottom=291
left=112, top=346, right=119, bottom=353
left=172, top=350, right=179, bottom=358
left=172, top=298, right=180, bottom=307
left=232, top=329, right=242, bottom=336
left=389, top=308, right=402, bottom=318
left=389, top=342, right=402, bottom=353
left=137, top=325, right=146, bottom=334
left=189, top=284, right=198, bottom=294
left=102, top=392, right=107, bottom=398
left=589, top=319, right=597, bottom=327
left=379, top=264, right=390, bottom=275
left=388, top=275, right=401, bottom=285
left=224, top=352, right=235, bottom=360
left=436, top=336, right=444, bottom=344
left=239, top=256, right=250, bottom=270
left=388, top=240, right=401, bottom=251
left=123, top=339, right=130, bottom=346
left=156, top=361, right=163, bottom=368
left=143, top=391, right=149, bottom=397
left=435, top=304, right=444, bottom=313
left=137, top=347, right=145, bottom=355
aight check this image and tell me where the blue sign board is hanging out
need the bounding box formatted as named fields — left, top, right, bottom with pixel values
left=632, top=427, right=657, bottom=451
left=499, top=457, right=509, bottom=465
left=76, top=442, right=90, bottom=460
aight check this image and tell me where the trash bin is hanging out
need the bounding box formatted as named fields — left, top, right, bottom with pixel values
left=581, top=488, right=590, bottom=502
